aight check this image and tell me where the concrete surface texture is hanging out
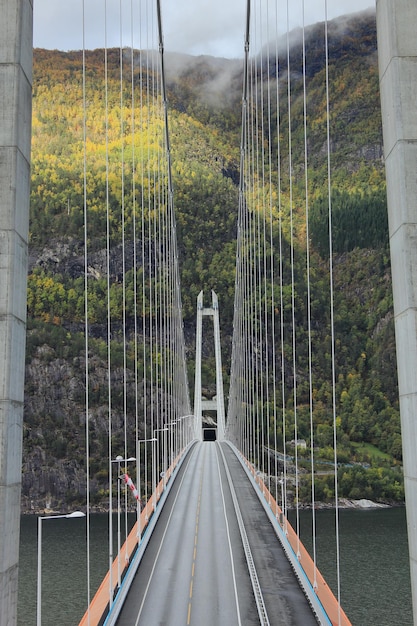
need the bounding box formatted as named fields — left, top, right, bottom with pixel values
left=0, top=1, right=32, bottom=624
left=376, top=0, right=417, bottom=623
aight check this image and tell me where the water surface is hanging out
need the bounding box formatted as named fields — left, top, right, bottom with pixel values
left=18, top=507, right=412, bottom=625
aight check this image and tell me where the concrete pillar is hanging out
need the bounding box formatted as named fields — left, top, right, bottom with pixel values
left=0, top=1, right=32, bottom=624
left=193, top=291, right=203, bottom=439
left=211, top=291, right=226, bottom=441
left=376, top=1, right=417, bottom=622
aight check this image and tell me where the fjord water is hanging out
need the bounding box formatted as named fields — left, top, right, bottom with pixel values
left=18, top=508, right=412, bottom=625
left=289, top=507, right=413, bottom=625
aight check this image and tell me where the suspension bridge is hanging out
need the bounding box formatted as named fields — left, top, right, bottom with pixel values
left=1, top=0, right=417, bottom=624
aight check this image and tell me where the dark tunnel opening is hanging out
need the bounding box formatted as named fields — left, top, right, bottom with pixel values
left=203, top=428, right=217, bottom=441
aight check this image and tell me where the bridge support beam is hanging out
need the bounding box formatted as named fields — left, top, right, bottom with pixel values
left=0, top=1, right=32, bottom=623
left=376, top=1, right=417, bottom=622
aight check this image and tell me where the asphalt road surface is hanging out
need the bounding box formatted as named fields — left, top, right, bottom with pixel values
left=116, top=441, right=318, bottom=626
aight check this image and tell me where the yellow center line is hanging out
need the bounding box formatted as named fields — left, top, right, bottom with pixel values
left=187, top=448, right=205, bottom=626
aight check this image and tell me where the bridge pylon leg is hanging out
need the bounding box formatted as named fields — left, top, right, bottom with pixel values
left=0, top=1, right=32, bottom=624
left=377, top=1, right=417, bottom=622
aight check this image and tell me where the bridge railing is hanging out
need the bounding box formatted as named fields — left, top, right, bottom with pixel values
left=79, top=442, right=196, bottom=626
left=228, top=442, right=352, bottom=626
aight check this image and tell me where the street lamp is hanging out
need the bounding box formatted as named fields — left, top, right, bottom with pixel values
left=178, top=414, right=194, bottom=450
left=37, top=511, right=85, bottom=626
left=111, top=455, right=136, bottom=587
left=167, top=421, right=178, bottom=468
left=176, top=415, right=190, bottom=453
left=153, top=428, right=168, bottom=493
left=136, top=438, right=157, bottom=542
left=278, top=472, right=288, bottom=534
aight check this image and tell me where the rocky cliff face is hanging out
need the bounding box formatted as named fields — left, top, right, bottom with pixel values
left=22, top=226, right=207, bottom=512
left=22, top=337, right=140, bottom=512
left=21, top=447, right=88, bottom=513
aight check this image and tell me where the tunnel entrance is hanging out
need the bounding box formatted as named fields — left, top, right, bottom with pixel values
left=203, top=428, right=217, bottom=441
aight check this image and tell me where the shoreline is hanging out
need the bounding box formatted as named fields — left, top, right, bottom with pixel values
left=21, top=497, right=404, bottom=516
left=295, top=497, right=402, bottom=511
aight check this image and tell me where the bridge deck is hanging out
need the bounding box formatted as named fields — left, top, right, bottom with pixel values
left=115, top=441, right=319, bottom=626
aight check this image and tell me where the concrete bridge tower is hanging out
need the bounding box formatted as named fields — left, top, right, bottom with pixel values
left=0, top=1, right=32, bottom=623
left=376, top=1, right=417, bottom=622
left=193, top=291, right=226, bottom=442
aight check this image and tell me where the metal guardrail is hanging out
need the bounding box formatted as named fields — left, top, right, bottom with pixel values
left=103, top=441, right=198, bottom=625
left=217, top=443, right=270, bottom=625
left=224, top=441, right=350, bottom=626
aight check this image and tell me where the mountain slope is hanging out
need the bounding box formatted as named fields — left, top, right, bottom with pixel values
left=23, top=9, right=402, bottom=510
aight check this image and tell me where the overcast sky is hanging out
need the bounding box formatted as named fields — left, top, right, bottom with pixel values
left=33, top=0, right=374, bottom=58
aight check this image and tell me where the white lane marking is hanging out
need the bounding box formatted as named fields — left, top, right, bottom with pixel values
left=214, top=444, right=243, bottom=626
left=218, top=444, right=270, bottom=625
left=133, top=444, right=199, bottom=626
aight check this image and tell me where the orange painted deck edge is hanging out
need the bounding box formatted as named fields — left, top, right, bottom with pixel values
left=243, top=457, right=352, bottom=626
left=78, top=461, right=178, bottom=626
left=80, top=448, right=351, bottom=626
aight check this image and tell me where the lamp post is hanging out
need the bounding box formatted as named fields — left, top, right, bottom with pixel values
left=37, top=511, right=85, bottom=626
left=177, top=415, right=189, bottom=453
left=167, top=421, right=177, bottom=468
left=136, top=438, right=157, bottom=543
left=176, top=417, right=183, bottom=455
left=177, top=414, right=193, bottom=455
left=278, top=472, right=288, bottom=534
left=181, top=414, right=194, bottom=448
left=153, top=428, right=168, bottom=492
left=111, top=455, right=136, bottom=587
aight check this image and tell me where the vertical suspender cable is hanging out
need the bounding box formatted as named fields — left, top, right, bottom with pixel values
left=129, top=0, right=141, bottom=542
left=286, top=0, right=300, bottom=555
left=157, top=0, right=169, bottom=448
left=243, top=0, right=251, bottom=461
left=256, top=8, right=263, bottom=481
left=275, top=0, right=288, bottom=525
left=157, top=8, right=168, bottom=444
left=243, top=33, right=251, bottom=458
left=228, top=0, right=251, bottom=454
left=302, top=0, right=317, bottom=587
left=265, top=0, right=274, bottom=506
left=146, top=9, right=156, bottom=509
left=103, top=0, right=114, bottom=609
left=258, top=2, right=269, bottom=486
left=324, top=2, right=341, bottom=620
left=270, top=0, right=279, bottom=514
left=250, top=2, right=257, bottom=472
left=151, top=30, right=160, bottom=452
left=152, top=36, right=161, bottom=472
left=250, top=21, right=258, bottom=473
left=117, top=0, right=130, bottom=563
left=81, top=0, right=91, bottom=616
left=250, top=47, right=257, bottom=471
left=144, top=3, right=152, bottom=493
left=254, top=0, right=264, bottom=485
left=140, top=0, right=149, bottom=513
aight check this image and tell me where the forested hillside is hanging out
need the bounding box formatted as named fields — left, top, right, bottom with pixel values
left=23, top=9, right=403, bottom=510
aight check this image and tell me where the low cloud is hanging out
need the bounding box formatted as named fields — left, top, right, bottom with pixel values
left=34, top=0, right=374, bottom=57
